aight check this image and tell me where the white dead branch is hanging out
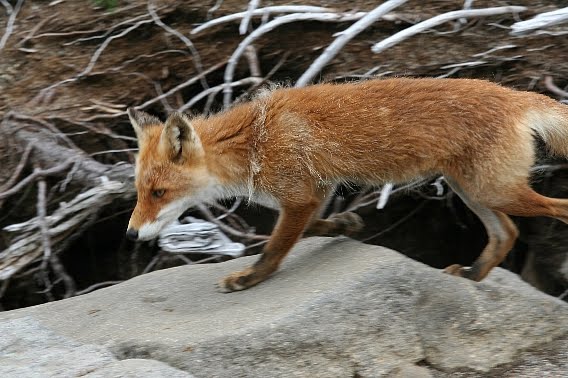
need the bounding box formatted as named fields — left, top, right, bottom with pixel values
left=0, top=180, right=127, bottom=281
left=0, top=0, right=24, bottom=51
left=179, top=77, right=263, bottom=112
left=544, top=76, right=568, bottom=99
left=240, top=0, right=261, bottom=35
left=147, top=1, right=209, bottom=89
left=371, top=6, right=527, bottom=54
left=223, top=11, right=368, bottom=107
left=190, top=6, right=335, bottom=35
left=62, top=13, right=151, bottom=46
left=134, top=62, right=225, bottom=111
left=510, top=7, right=568, bottom=35
left=376, top=182, right=394, bottom=210
left=296, top=0, right=407, bottom=87
left=159, top=217, right=245, bottom=258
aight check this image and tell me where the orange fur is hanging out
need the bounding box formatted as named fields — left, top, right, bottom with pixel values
left=127, top=78, right=568, bottom=291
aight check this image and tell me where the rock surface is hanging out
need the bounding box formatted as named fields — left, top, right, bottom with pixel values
left=0, top=237, right=567, bottom=377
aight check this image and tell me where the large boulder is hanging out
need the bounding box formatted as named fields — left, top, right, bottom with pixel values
left=0, top=237, right=566, bottom=377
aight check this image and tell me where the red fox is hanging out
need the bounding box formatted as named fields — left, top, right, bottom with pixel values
left=126, top=78, right=568, bottom=292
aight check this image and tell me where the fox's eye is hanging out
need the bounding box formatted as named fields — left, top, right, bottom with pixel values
left=152, top=189, right=165, bottom=198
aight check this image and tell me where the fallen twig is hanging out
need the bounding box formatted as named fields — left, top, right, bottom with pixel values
left=36, top=176, right=75, bottom=299
left=0, top=0, right=24, bottom=51
left=191, top=5, right=335, bottom=35
left=197, top=204, right=269, bottom=241
left=296, top=0, right=407, bottom=87
left=372, top=6, right=527, bottom=54
left=134, top=61, right=226, bottom=111
left=0, top=158, right=75, bottom=201
left=510, top=7, right=568, bottom=35
left=0, top=180, right=127, bottom=281
left=244, top=45, right=261, bottom=77
left=544, top=76, right=568, bottom=98
left=62, top=13, right=151, bottom=46
left=0, top=143, right=33, bottom=193
left=147, top=0, right=209, bottom=89
left=240, top=0, right=261, bottom=35
left=34, top=18, right=154, bottom=103
left=180, top=77, right=263, bottom=112
left=18, top=13, right=57, bottom=47
left=75, top=280, right=123, bottom=296
left=223, top=11, right=367, bottom=106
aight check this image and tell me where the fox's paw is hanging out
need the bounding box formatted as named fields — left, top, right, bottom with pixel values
left=443, top=264, right=477, bottom=280
left=328, top=212, right=364, bottom=236
left=218, top=267, right=265, bottom=293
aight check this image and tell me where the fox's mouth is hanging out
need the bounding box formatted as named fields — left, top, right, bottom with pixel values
left=130, top=197, right=194, bottom=241
left=136, top=219, right=169, bottom=241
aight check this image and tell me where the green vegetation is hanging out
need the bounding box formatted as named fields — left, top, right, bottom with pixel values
left=93, top=0, right=117, bottom=10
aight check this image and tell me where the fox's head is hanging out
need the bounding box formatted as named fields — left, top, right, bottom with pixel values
left=126, top=108, right=214, bottom=241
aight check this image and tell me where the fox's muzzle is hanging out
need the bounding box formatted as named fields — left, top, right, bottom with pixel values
left=126, top=228, right=139, bottom=241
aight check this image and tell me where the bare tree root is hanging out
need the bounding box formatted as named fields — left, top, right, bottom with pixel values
left=1, top=180, right=127, bottom=283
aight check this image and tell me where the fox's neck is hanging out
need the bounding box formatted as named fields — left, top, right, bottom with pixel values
left=193, top=102, right=257, bottom=189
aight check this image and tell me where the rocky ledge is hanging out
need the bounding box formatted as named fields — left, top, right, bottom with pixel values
left=1, top=237, right=566, bottom=377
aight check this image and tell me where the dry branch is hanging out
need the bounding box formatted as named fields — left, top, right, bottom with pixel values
left=296, top=0, right=407, bottom=87
left=133, top=61, right=226, bottom=112
left=62, top=13, right=151, bottom=46
left=0, top=143, right=32, bottom=193
left=147, top=1, right=209, bottom=89
left=240, top=0, right=261, bottom=35
left=371, top=6, right=527, bottom=53
left=180, top=77, right=263, bottom=112
left=34, top=18, right=154, bottom=103
left=0, top=180, right=127, bottom=281
left=510, top=7, right=568, bottom=35
left=190, top=6, right=335, bottom=35
left=0, top=0, right=23, bottom=51
left=0, top=159, right=75, bottom=201
left=544, top=76, right=568, bottom=98
left=11, top=128, right=135, bottom=190
left=223, top=11, right=368, bottom=106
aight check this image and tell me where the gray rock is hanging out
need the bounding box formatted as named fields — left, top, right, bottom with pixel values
left=83, top=359, right=192, bottom=378
left=0, top=237, right=566, bottom=377
left=0, top=316, right=115, bottom=377
left=0, top=317, right=192, bottom=377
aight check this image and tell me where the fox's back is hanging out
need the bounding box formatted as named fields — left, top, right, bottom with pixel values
left=256, top=78, right=557, bottom=185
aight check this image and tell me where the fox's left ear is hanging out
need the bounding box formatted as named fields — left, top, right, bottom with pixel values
left=127, top=108, right=161, bottom=141
left=161, top=112, right=202, bottom=162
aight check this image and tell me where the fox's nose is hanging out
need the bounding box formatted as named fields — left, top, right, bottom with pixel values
left=126, top=228, right=139, bottom=241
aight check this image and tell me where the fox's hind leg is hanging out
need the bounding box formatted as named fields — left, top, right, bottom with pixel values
left=491, top=186, right=568, bottom=224
left=444, top=178, right=519, bottom=281
left=304, top=187, right=364, bottom=237
left=304, top=212, right=364, bottom=237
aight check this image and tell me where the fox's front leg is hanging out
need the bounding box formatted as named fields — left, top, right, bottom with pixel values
left=219, top=201, right=319, bottom=292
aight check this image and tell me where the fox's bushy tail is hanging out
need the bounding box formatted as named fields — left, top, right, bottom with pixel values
left=529, top=103, right=568, bottom=157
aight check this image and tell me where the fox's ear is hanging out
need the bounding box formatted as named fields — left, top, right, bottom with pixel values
left=127, top=108, right=161, bottom=140
left=161, top=112, right=201, bottom=162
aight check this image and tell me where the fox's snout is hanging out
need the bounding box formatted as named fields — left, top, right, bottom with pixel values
left=126, top=228, right=139, bottom=241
